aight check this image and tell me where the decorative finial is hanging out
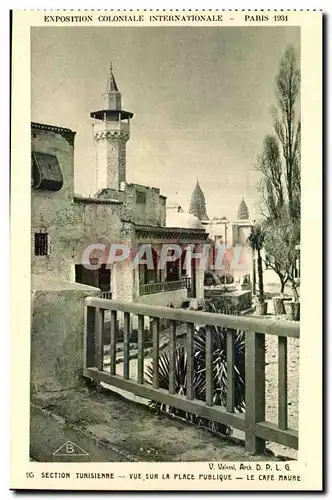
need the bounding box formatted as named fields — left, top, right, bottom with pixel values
left=110, top=62, right=113, bottom=73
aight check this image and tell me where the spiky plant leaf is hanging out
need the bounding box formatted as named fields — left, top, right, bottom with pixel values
left=145, top=322, right=246, bottom=436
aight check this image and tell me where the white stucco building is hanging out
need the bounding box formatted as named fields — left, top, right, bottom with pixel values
left=31, top=65, right=208, bottom=309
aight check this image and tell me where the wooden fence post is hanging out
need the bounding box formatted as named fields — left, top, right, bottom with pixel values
left=84, top=305, right=96, bottom=369
left=245, top=331, right=266, bottom=454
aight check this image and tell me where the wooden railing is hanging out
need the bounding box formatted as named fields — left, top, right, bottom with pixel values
left=83, top=297, right=299, bottom=454
left=139, top=278, right=191, bottom=296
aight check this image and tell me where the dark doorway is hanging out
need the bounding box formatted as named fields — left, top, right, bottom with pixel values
left=75, top=264, right=111, bottom=292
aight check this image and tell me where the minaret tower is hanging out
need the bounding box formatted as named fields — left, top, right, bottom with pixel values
left=90, top=63, right=134, bottom=192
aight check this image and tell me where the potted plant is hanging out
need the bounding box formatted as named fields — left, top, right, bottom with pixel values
left=248, top=224, right=267, bottom=315
left=272, top=294, right=293, bottom=316
left=284, top=276, right=300, bottom=321
left=241, top=274, right=252, bottom=291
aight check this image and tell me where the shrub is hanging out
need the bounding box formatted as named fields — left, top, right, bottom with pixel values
left=145, top=324, right=245, bottom=436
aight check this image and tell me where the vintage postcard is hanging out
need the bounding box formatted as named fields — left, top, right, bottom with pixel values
left=10, top=9, right=322, bottom=491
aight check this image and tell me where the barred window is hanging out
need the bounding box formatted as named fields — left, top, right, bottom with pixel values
left=35, top=232, right=49, bottom=256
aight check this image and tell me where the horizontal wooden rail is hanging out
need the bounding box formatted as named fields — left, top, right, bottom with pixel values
left=85, top=297, right=300, bottom=338
left=84, top=297, right=300, bottom=455
left=84, top=368, right=246, bottom=431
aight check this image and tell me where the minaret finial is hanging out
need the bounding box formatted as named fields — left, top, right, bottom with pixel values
left=110, top=61, right=113, bottom=73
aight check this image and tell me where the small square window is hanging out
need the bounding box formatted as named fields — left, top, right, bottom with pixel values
left=136, top=190, right=146, bottom=204
left=35, top=232, right=49, bottom=256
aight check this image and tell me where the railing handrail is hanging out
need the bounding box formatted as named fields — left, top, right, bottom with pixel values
left=140, top=278, right=187, bottom=287
left=84, top=296, right=299, bottom=338
left=139, top=278, right=191, bottom=296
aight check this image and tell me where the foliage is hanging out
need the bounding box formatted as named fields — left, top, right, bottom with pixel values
left=129, top=327, right=152, bottom=344
left=204, top=270, right=221, bottom=286
left=257, top=135, right=284, bottom=221
left=247, top=223, right=265, bottom=303
left=145, top=321, right=245, bottom=436
left=255, top=46, right=301, bottom=299
left=273, top=46, right=301, bottom=222
left=220, top=274, right=234, bottom=285
left=262, top=210, right=300, bottom=295
left=242, top=274, right=251, bottom=284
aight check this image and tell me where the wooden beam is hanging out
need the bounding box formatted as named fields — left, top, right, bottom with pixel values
left=205, top=326, right=213, bottom=406
left=186, top=322, right=194, bottom=400
left=84, top=368, right=246, bottom=431
left=152, top=318, right=160, bottom=389
left=123, top=312, right=130, bottom=380
left=227, top=329, right=235, bottom=413
left=84, top=306, right=95, bottom=369
left=85, top=297, right=299, bottom=339
left=95, top=308, right=104, bottom=371
left=278, top=336, right=288, bottom=430
left=245, top=331, right=266, bottom=454
left=169, top=320, right=176, bottom=395
left=110, top=310, right=117, bottom=376
left=256, top=421, right=298, bottom=450
left=137, top=315, right=144, bottom=384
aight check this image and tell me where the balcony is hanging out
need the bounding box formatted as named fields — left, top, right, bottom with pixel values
left=139, top=277, right=191, bottom=296
left=29, top=276, right=300, bottom=466
left=93, top=120, right=130, bottom=135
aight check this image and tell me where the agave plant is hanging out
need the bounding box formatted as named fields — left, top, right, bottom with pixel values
left=145, top=316, right=245, bottom=436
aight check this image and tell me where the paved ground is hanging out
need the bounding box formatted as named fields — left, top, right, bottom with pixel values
left=33, top=387, right=278, bottom=463
left=256, top=299, right=299, bottom=460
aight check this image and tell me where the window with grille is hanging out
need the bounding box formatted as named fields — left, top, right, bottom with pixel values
left=35, top=232, right=49, bottom=256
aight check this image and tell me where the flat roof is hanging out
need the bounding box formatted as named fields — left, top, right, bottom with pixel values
left=31, top=122, right=76, bottom=146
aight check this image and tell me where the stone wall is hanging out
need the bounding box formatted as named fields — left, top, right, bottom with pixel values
left=31, top=126, right=77, bottom=280
left=121, top=183, right=166, bottom=227
left=31, top=275, right=100, bottom=394
left=31, top=125, right=124, bottom=287
left=31, top=124, right=203, bottom=308
left=232, top=223, right=251, bottom=246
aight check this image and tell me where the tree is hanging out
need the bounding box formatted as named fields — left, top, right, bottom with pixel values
left=273, top=45, right=301, bottom=222
left=262, top=211, right=298, bottom=295
left=247, top=224, right=265, bottom=304
left=258, top=46, right=301, bottom=223
left=256, top=46, right=301, bottom=298
left=257, top=135, right=284, bottom=221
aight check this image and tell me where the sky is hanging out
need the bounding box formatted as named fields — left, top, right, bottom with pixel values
left=31, top=26, right=300, bottom=221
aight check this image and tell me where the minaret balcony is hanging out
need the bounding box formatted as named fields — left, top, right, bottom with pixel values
left=93, top=120, right=130, bottom=140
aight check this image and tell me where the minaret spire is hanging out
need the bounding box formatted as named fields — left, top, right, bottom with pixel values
left=189, top=180, right=209, bottom=221
left=90, top=65, right=134, bottom=192
left=101, top=62, right=120, bottom=109
left=237, top=197, right=249, bottom=220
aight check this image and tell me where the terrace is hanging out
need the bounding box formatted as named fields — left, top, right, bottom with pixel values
left=30, top=276, right=299, bottom=462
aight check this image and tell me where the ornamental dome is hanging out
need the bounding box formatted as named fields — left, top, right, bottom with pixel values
left=189, top=180, right=209, bottom=221
left=237, top=198, right=249, bottom=220
left=166, top=210, right=205, bottom=230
